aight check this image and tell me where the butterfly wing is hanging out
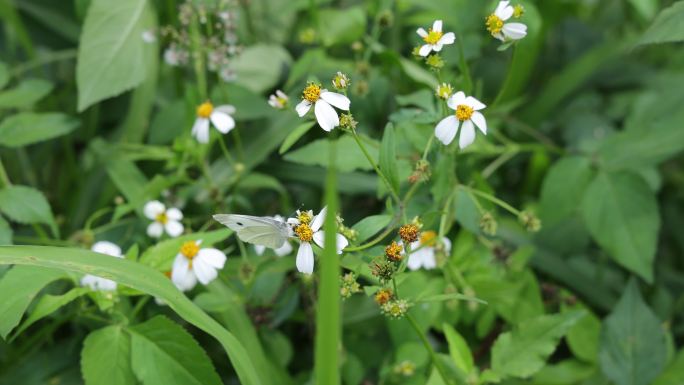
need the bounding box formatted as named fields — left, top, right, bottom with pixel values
left=213, top=214, right=290, bottom=249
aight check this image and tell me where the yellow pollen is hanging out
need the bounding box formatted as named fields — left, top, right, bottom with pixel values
left=422, top=28, right=443, bottom=45
left=385, top=241, right=403, bottom=262
left=455, top=104, right=474, bottom=121
left=302, top=83, right=321, bottom=103
left=295, top=223, right=314, bottom=242
left=486, top=14, right=504, bottom=36
left=298, top=211, right=313, bottom=224
left=180, top=241, right=200, bottom=259
left=196, top=102, right=214, bottom=118
left=420, top=231, right=437, bottom=246
left=155, top=212, right=168, bottom=224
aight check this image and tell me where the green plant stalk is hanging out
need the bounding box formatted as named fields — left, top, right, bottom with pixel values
left=455, top=35, right=472, bottom=94
left=314, top=137, right=340, bottom=385
left=350, top=129, right=401, bottom=204
left=189, top=13, right=208, bottom=100
left=406, top=313, right=453, bottom=385
left=463, top=186, right=520, bottom=216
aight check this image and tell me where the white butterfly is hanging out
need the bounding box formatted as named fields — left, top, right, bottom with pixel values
left=212, top=214, right=293, bottom=249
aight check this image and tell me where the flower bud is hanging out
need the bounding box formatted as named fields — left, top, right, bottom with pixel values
left=332, top=71, right=350, bottom=90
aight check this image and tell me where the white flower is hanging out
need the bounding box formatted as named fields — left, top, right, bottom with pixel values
left=144, top=200, right=184, bottom=238
left=81, top=241, right=122, bottom=291
left=255, top=215, right=294, bottom=257
left=141, top=30, right=156, bottom=43
left=435, top=82, right=454, bottom=100
left=435, top=91, right=487, bottom=149
left=416, top=20, right=456, bottom=57
left=163, top=46, right=188, bottom=66
left=268, top=90, right=289, bottom=109
left=192, top=101, right=236, bottom=143
left=486, top=1, right=527, bottom=42
left=405, top=231, right=451, bottom=271
left=295, top=82, right=351, bottom=132
left=287, top=207, right=349, bottom=274
left=171, top=240, right=227, bottom=289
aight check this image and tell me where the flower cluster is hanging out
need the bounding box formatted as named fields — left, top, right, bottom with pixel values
left=340, top=272, right=361, bottom=299
left=287, top=207, right=349, bottom=274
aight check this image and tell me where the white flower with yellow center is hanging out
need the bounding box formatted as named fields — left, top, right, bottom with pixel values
left=486, top=1, right=527, bottom=42
left=435, top=82, right=454, bottom=100
left=171, top=240, right=227, bottom=290
left=255, top=215, right=294, bottom=257
left=295, top=82, right=351, bottom=132
left=416, top=20, right=456, bottom=57
left=268, top=90, right=289, bottom=109
left=405, top=231, right=451, bottom=271
left=435, top=91, right=487, bottom=149
left=192, top=101, right=236, bottom=143
left=81, top=241, right=122, bottom=291
left=144, top=200, right=184, bottom=238
left=287, top=207, right=349, bottom=274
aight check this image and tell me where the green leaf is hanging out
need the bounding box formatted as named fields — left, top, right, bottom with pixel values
left=627, top=0, right=658, bottom=20
left=638, top=1, right=684, bottom=45
left=0, top=185, right=56, bottom=230
left=0, top=112, right=80, bottom=147
left=279, top=121, right=316, bottom=154
left=399, top=57, right=438, bottom=88
left=653, top=349, right=684, bottom=385
left=379, top=122, right=400, bottom=193
left=0, top=78, right=53, bottom=108
left=14, top=287, right=89, bottom=337
left=351, top=214, right=393, bottom=243
left=0, top=265, right=64, bottom=339
left=539, top=156, right=594, bottom=224
left=76, top=0, right=150, bottom=111
left=138, top=229, right=231, bottom=270
left=232, top=44, right=292, bottom=94
left=491, top=311, right=586, bottom=378
left=0, top=215, right=12, bottom=245
left=0, top=246, right=262, bottom=385
left=566, top=307, right=601, bottom=364
left=0, top=61, right=8, bottom=89
left=318, top=7, right=366, bottom=46
left=129, top=315, right=223, bottom=385
left=81, top=326, right=136, bottom=385
left=599, top=279, right=667, bottom=385
left=581, top=172, right=659, bottom=282
left=443, top=323, right=474, bottom=374
left=284, top=135, right=379, bottom=173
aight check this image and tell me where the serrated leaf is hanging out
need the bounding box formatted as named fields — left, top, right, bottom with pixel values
left=379, top=122, right=399, bottom=193
left=284, top=135, right=379, bottom=173
left=0, top=112, right=80, bottom=147
left=129, top=315, right=223, bottom=385
left=81, top=326, right=136, bottom=385
left=0, top=185, right=56, bottom=230
left=581, top=172, right=659, bottom=282
left=0, top=78, right=53, bottom=108
left=14, top=287, right=89, bottom=337
left=637, top=1, right=684, bottom=45
left=599, top=279, right=667, bottom=385
left=76, top=0, right=150, bottom=111
left=0, top=265, right=65, bottom=339
left=491, top=311, right=586, bottom=378
left=279, top=121, right=316, bottom=154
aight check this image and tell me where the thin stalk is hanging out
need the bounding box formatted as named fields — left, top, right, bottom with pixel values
left=350, top=129, right=401, bottom=204
left=189, top=13, right=208, bottom=100
left=464, top=186, right=520, bottom=216
left=406, top=313, right=453, bottom=384
left=10, top=49, right=77, bottom=77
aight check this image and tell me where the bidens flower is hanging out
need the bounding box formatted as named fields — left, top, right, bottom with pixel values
left=81, top=241, right=122, bottom=291
left=486, top=1, right=527, bottom=42
left=171, top=240, right=227, bottom=290
left=435, top=83, right=454, bottom=100
left=268, top=90, right=289, bottom=109
left=255, top=215, right=294, bottom=257
left=144, top=200, right=184, bottom=238
left=295, top=82, right=351, bottom=132
left=406, top=231, right=451, bottom=271
left=287, top=207, right=349, bottom=274
left=435, top=91, right=487, bottom=149
left=416, top=20, right=456, bottom=57
left=192, top=101, right=236, bottom=143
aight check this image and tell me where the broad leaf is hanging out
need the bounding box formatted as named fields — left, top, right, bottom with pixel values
left=318, top=7, right=366, bottom=46
left=0, top=185, right=56, bottom=230
left=0, top=61, right=8, bottom=89
left=0, top=78, right=53, bottom=108
left=539, top=156, right=594, bottom=224
left=0, top=215, right=11, bottom=244
left=351, top=214, right=393, bottom=243
left=14, top=287, right=89, bottom=337
left=443, top=323, right=474, bottom=375
left=81, top=326, right=136, bottom=385
left=231, top=44, right=292, bottom=93
left=284, top=135, right=379, bottom=173
left=638, top=1, right=684, bottom=45
left=138, top=229, right=231, bottom=270
left=279, top=121, right=316, bottom=154
left=0, top=112, right=79, bottom=147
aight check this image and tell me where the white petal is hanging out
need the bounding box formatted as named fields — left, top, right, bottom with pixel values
left=433, top=43, right=444, bottom=52
left=314, top=100, right=339, bottom=132
left=192, top=118, right=210, bottom=143
left=165, top=220, right=184, bottom=237
left=459, top=120, right=476, bottom=149
left=465, top=96, right=486, bottom=110
left=313, top=231, right=325, bottom=249
left=91, top=241, right=122, bottom=257
left=210, top=111, right=236, bottom=134
left=439, top=32, right=456, bottom=45
left=81, top=275, right=117, bottom=291
left=311, top=206, right=327, bottom=232
left=435, top=115, right=459, bottom=145
left=144, top=200, right=165, bottom=220
left=320, top=91, right=350, bottom=110
left=418, top=44, right=433, bottom=57
left=215, top=104, right=236, bottom=115
left=166, top=208, right=183, bottom=221
left=193, top=259, right=218, bottom=285
left=495, top=1, right=513, bottom=20
left=276, top=90, right=288, bottom=99
left=295, top=100, right=312, bottom=117
left=197, top=248, right=227, bottom=269
left=254, top=245, right=265, bottom=255
left=407, top=250, right=427, bottom=271
left=471, top=111, right=487, bottom=134
left=441, top=237, right=452, bottom=254
left=274, top=241, right=293, bottom=257
left=447, top=91, right=466, bottom=110
left=147, top=222, right=164, bottom=238
left=432, top=20, right=443, bottom=33
left=416, top=27, right=428, bottom=38
left=494, top=32, right=505, bottom=42
left=422, top=250, right=437, bottom=269
left=502, top=23, right=527, bottom=40
left=335, top=233, right=349, bottom=254
left=296, top=242, right=314, bottom=274
left=171, top=255, right=197, bottom=291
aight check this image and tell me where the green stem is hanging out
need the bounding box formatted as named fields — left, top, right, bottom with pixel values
left=217, top=136, right=236, bottom=165
left=406, top=313, right=453, bottom=385
left=421, top=134, right=435, bottom=161
left=464, top=186, right=520, bottom=216
left=189, top=13, right=208, bottom=100
left=9, top=49, right=77, bottom=77
left=350, top=129, right=401, bottom=204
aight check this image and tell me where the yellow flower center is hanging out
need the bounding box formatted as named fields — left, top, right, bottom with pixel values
left=295, top=223, right=314, bottom=242
left=155, top=212, right=168, bottom=224
left=298, top=211, right=313, bottom=224
left=302, top=83, right=321, bottom=103
left=423, top=29, right=443, bottom=45
left=385, top=241, right=403, bottom=262
left=420, top=230, right=437, bottom=246
left=455, top=104, right=474, bottom=121
left=486, top=14, right=504, bottom=35
left=196, top=102, right=214, bottom=118
left=513, top=4, right=524, bottom=18
left=180, top=241, right=200, bottom=259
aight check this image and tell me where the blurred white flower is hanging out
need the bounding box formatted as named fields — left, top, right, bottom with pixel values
left=171, top=240, right=227, bottom=289
left=192, top=101, right=236, bottom=143
left=287, top=207, right=348, bottom=274
left=268, top=90, right=289, bottom=109
left=416, top=20, right=456, bottom=57
left=163, top=46, right=188, bottom=66
left=435, top=91, right=487, bottom=149
left=81, top=241, right=122, bottom=291
left=295, top=82, right=350, bottom=132
left=486, top=1, right=527, bottom=42
left=144, top=200, right=184, bottom=238
left=405, top=231, right=451, bottom=271
left=141, top=30, right=156, bottom=43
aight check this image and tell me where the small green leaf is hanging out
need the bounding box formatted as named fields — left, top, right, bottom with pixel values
left=0, top=215, right=12, bottom=245
left=14, top=287, right=89, bottom=337
left=539, top=156, right=595, bottom=224
left=599, top=279, right=668, bottom=385
left=81, top=326, right=136, bottom=385
left=399, top=57, right=438, bottom=88
left=0, top=61, right=8, bottom=89
left=351, top=214, right=393, bottom=243
left=0, top=112, right=80, bottom=147
left=566, top=306, right=601, bottom=364
left=0, top=185, right=56, bottom=229
left=319, top=7, right=366, bottom=46
left=0, top=78, right=53, bottom=109
left=638, top=1, right=684, bottom=45
left=443, top=323, right=474, bottom=374
left=231, top=44, right=292, bottom=93
left=279, top=121, right=316, bottom=154
left=379, top=122, right=400, bottom=193
left=284, top=135, right=379, bottom=173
